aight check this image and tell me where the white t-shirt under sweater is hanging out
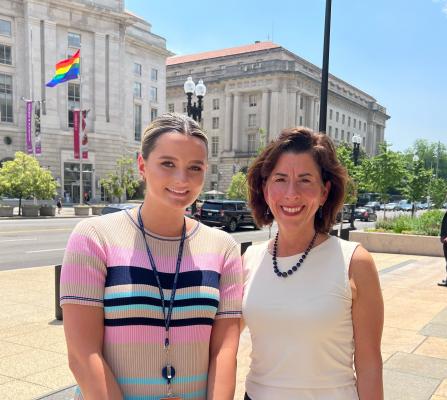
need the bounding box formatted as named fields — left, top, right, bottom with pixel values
left=242, top=235, right=359, bottom=400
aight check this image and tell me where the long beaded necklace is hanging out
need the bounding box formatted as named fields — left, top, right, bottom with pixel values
left=272, top=231, right=318, bottom=278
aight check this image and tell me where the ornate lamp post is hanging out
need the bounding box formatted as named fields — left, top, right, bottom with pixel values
left=350, top=134, right=362, bottom=228
left=183, top=77, right=206, bottom=122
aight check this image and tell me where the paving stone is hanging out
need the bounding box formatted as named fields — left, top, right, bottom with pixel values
left=0, top=341, right=32, bottom=359
left=421, top=323, right=447, bottom=339
left=432, top=308, right=447, bottom=325
left=0, top=379, right=50, bottom=400
left=434, top=379, right=447, bottom=396
left=385, top=352, right=447, bottom=380
left=381, top=327, right=426, bottom=354
left=415, top=337, right=447, bottom=360
left=0, top=374, right=12, bottom=384
left=35, top=385, right=76, bottom=400
left=24, top=364, right=75, bottom=390
left=384, top=369, right=440, bottom=400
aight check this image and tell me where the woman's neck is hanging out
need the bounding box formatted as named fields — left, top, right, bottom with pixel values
left=274, top=226, right=320, bottom=257
left=139, top=201, right=190, bottom=237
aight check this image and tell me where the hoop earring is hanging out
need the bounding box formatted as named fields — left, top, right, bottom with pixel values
left=264, top=207, right=271, bottom=218
left=318, top=205, right=323, bottom=219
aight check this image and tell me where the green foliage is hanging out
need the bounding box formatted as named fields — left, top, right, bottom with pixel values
left=375, top=210, right=444, bottom=236
left=410, top=139, right=447, bottom=180
left=428, top=177, right=447, bottom=208
left=336, top=143, right=358, bottom=204
left=100, top=157, right=139, bottom=203
left=403, top=158, right=431, bottom=208
left=0, top=152, right=57, bottom=215
left=227, top=172, right=248, bottom=201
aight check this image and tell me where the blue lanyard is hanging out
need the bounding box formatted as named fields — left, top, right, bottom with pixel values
left=137, top=205, right=186, bottom=348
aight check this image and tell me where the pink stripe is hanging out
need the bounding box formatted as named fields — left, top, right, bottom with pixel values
left=60, top=263, right=105, bottom=285
left=66, top=233, right=106, bottom=261
left=104, top=325, right=212, bottom=344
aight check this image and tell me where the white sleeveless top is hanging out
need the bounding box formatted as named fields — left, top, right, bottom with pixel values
left=242, top=236, right=359, bottom=400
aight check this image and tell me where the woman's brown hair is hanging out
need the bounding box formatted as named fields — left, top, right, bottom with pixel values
left=247, top=127, right=347, bottom=233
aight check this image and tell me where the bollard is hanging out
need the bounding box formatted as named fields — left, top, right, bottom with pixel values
left=241, top=241, right=252, bottom=255
left=55, top=264, right=63, bottom=321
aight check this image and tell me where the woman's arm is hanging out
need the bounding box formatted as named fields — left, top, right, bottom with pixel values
left=207, top=318, right=240, bottom=400
left=63, top=304, right=123, bottom=400
left=350, top=246, right=384, bottom=400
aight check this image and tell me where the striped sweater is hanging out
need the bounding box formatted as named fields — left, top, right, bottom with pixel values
left=60, top=207, right=243, bottom=400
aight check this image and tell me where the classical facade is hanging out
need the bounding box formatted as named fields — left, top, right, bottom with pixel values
left=166, top=42, right=390, bottom=192
left=0, top=0, right=170, bottom=203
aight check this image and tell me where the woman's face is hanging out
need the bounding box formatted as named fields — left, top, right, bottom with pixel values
left=138, top=132, right=208, bottom=211
left=263, top=151, right=330, bottom=232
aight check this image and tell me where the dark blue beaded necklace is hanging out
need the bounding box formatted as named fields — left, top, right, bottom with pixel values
left=272, top=232, right=318, bottom=278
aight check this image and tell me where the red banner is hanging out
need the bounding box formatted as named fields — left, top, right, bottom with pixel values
left=81, top=110, right=88, bottom=159
left=73, top=110, right=80, bottom=159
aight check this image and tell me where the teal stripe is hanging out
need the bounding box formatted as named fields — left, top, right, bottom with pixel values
left=104, top=291, right=219, bottom=301
left=124, top=388, right=206, bottom=400
left=118, top=373, right=207, bottom=385
left=105, top=304, right=217, bottom=313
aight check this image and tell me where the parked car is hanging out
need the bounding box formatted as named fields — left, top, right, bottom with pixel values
left=101, top=203, right=139, bottom=215
left=197, top=199, right=257, bottom=232
left=354, top=207, right=377, bottom=222
left=399, top=201, right=414, bottom=212
left=384, top=202, right=399, bottom=211
left=364, top=201, right=381, bottom=211
left=336, top=204, right=355, bottom=223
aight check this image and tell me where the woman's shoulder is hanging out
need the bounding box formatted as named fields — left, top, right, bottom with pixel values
left=195, top=222, right=239, bottom=250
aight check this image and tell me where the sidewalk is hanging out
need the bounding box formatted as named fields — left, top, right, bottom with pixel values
left=0, top=253, right=446, bottom=399
left=2, top=207, right=92, bottom=220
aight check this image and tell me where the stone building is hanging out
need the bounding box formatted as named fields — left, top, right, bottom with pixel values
left=0, top=0, right=170, bottom=203
left=166, top=42, right=390, bottom=192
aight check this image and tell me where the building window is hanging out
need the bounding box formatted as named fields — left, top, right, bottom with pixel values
left=168, top=103, right=174, bottom=113
left=151, top=107, right=158, bottom=121
left=300, top=96, right=304, bottom=110
left=0, top=73, right=12, bottom=122
left=342, top=114, right=345, bottom=124
left=341, top=130, right=345, bottom=141
left=212, top=98, right=219, bottom=110
left=363, top=137, right=366, bottom=147
left=134, top=104, right=142, bottom=141
left=211, top=164, right=218, bottom=174
left=0, top=20, right=11, bottom=37
left=212, top=117, right=219, bottom=129
left=328, top=126, right=332, bottom=136
left=134, top=62, right=142, bottom=76
left=299, top=116, right=303, bottom=125
left=248, top=134, right=256, bottom=153
left=67, top=82, right=80, bottom=127
left=364, top=122, right=367, bottom=131
left=150, top=86, right=158, bottom=102
left=248, top=114, right=256, bottom=127
left=68, top=32, right=81, bottom=48
left=348, top=116, right=351, bottom=127
left=211, top=136, right=219, bottom=157
left=151, top=68, right=158, bottom=81
left=335, top=128, right=338, bottom=139
left=133, top=82, right=141, bottom=98
left=182, top=102, right=187, bottom=113
left=249, top=94, right=257, bottom=107
left=0, top=44, right=11, bottom=65
left=353, top=118, right=357, bottom=128
left=336, top=111, right=339, bottom=122
left=347, top=131, right=351, bottom=143
left=329, top=109, right=333, bottom=120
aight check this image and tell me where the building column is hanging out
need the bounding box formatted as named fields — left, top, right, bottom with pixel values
left=261, top=90, right=270, bottom=141
left=314, top=98, right=319, bottom=131
left=288, top=90, right=297, bottom=127
left=308, top=96, right=315, bottom=129
left=224, top=93, right=233, bottom=151
left=269, top=91, right=280, bottom=140
left=296, top=92, right=302, bottom=125
left=280, top=85, right=288, bottom=131
left=231, top=93, right=240, bottom=151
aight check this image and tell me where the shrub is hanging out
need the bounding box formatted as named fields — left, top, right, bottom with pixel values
left=375, top=210, right=444, bottom=236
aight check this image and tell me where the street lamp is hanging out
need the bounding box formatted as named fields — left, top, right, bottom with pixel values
left=184, top=77, right=206, bottom=122
left=411, top=154, right=420, bottom=217
left=349, top=134, right=362, bottom=229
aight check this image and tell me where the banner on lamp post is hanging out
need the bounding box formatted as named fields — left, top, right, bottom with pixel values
left=81, top=109, right=88, bottom=159
left=73, top=110, right=80, bottom=159
left=25, top=101, right=33, bottom=155
left=34, top=101, right=42, bottom=155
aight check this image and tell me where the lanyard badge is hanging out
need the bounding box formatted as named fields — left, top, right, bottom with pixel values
left=138, top=205, right=186, bottom=399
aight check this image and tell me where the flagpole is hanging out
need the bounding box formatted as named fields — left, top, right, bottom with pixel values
left=79, top=52, right=83, bottom=206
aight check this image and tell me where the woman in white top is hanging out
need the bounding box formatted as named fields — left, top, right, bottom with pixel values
left=242, top=127, right=384, bottom=400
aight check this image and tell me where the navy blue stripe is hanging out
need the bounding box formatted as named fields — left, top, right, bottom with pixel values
left=105, top=266, right=220, bottom=290
left=104, top=296, right=219, bottom=308
left=60, top=295, right=103, bottom=303
left=104, top=317, right=214, bottom=327
left=216, top=310, right=242, bottom=315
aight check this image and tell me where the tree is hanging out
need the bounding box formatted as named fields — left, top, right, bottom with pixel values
left=410, top=139, right=447, bottom=180
left=0, top=152, right=57, bottom=215
left=428, top=177, right=447, bottom=208
left=227, top=172, right=248, bottom=201
left=336, top=144, right=358, bottom=205
left=403, top=158, right=431, bottom=217
left=358, top=143, right=405, bottom=218
left=100, top=156, right=139, bottom=203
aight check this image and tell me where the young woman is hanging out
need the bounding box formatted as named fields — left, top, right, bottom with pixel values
left=61, top=113, right=242, bottom=400
left=242, top=127, right=384, bottom=400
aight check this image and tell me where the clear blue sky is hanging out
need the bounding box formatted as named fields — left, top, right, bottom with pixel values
left=126, top=0, right=447, bottom=152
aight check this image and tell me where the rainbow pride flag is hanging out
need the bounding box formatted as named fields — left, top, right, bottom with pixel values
left=46, top=50, right=80, bottom=87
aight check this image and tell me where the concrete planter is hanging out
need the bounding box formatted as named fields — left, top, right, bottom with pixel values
left=74, top=206, right=91, bottom=216
left=22, top=205, right=40, bottom=217
left=91, top=205, right=105, bottom=215
left=39, top=205, right=56, bottom=216
left=349, top=230, right=443, bottom=257
left=0, top=206, right=14, bottom=217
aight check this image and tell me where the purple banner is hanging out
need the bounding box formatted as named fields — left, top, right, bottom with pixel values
left=34, top=101, right=41, bottom=155
left=26, top=101, right=33, bottom=155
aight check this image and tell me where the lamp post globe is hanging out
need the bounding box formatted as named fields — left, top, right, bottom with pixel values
left=183, top=76, right=206, bottom=122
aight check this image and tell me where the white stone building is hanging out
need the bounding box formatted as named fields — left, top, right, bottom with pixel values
left=0, top=0, right=170, bottom=203
left=166, top=42, right=390, bottom=192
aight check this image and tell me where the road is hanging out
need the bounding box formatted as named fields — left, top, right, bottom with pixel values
left=0, top=217, right=375, bottom=271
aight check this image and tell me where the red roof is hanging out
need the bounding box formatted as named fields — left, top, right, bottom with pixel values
left=167, top=41, right=281, bottom=66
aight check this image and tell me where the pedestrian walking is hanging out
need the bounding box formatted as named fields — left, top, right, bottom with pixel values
left=56, top=198, right=62, bottom=215
left=60, top=113, right=243, bottom=399
left=242, top=127, right=384, bottom=400
left=438, top=210, right=447, bottom=287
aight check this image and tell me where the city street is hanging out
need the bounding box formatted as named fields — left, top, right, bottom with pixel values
left=0, top=216, right=375, bottom=271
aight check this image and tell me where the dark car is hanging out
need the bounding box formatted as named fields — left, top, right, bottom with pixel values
left=365, top=201, right=381, bottom=211
left=101, top=203, right=139, bottom=215
left=336, top=204, right=355, bottom=223
left=198, top=199, right=257, bottom=232
left=354, top=207, right=377, bottom=222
